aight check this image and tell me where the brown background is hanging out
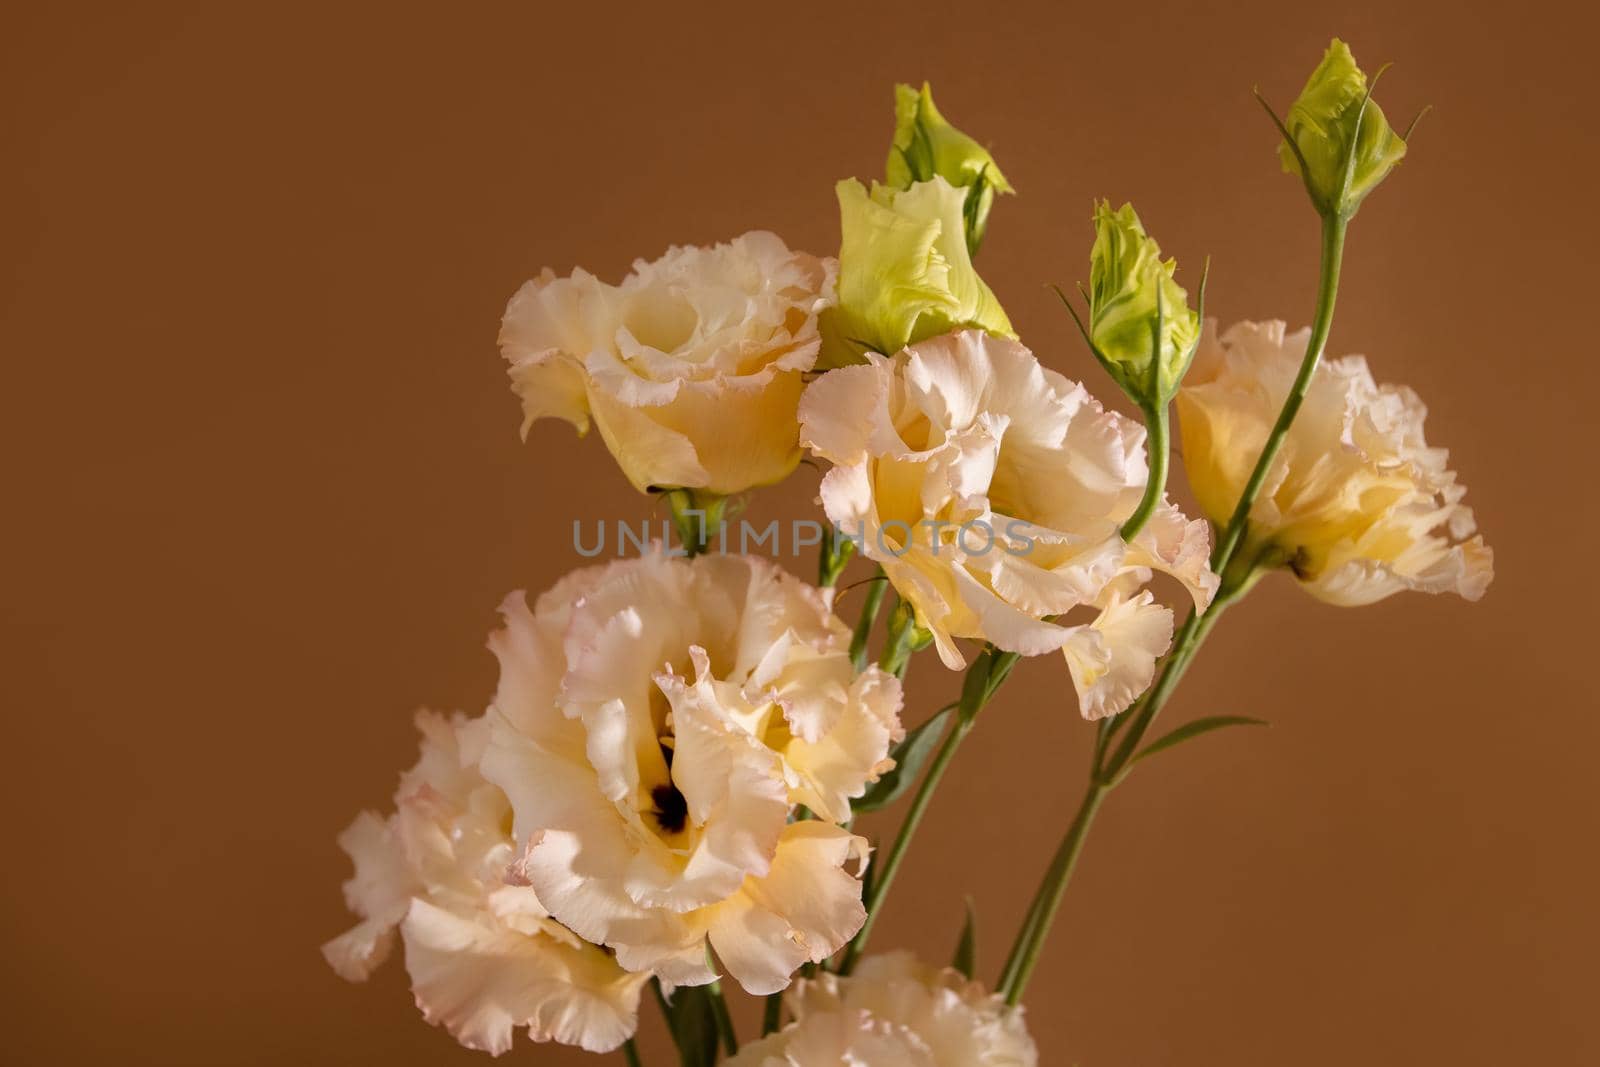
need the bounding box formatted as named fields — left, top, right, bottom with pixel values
left=5, top=1, right=1597, bottom=1064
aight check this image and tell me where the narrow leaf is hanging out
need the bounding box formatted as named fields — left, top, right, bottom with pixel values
left=1403, top=104, right=1433, bottom=142
left=1128, top=715, right=1268, bottom=770
left=853, top=703, right=956, bottom=813
left=952, top=899, right=977, bottom=979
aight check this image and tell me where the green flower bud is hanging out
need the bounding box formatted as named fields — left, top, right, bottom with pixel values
left=886, top=82, right=1014, bottom=254
left=1276, top=39, right=1408, bottom=218
left=818, top=176, right=1014, bottom=368
left=1087, top=201, right=1200, bottom=402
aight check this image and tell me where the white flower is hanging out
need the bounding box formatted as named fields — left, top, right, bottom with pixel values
left=501, top=231, right=835, bottom=495
left=799, top=328, right=1217, bottom=718
left=322, top=711, right=647, bottom=1055
left=728, top=950, right=1037, bottom=1066
left=480, top=551, right=903, bottom=995
left=1177, top=320, right=1494, bottom=604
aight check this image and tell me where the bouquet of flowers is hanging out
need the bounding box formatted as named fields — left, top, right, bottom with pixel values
left=323, top=38, right=1492, bottom=1063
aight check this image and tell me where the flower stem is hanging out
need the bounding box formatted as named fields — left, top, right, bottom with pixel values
left=877, top=596, right=916, bottom=678
left=838, top=647, right=1008, bottom=974
left=707, top=979, right=738, bottom=1056
left=1118, top=400, right=1168, bottom=541
left=818, top=525, right=854, bottom=587
left=1108, top=217, right=1349, bottom=768
left=664, top=488, right=727, bottom=559
left=998, top=780, right=1107, bottom=1003
left=1102, top=601, right=1223, bottom=775
left=1207, top=215, right=1347, bottom=573
left=996, top=721, right=1114, bottom=996
left=997, top=212, right=1351, bottom=1006
left=848, top=571, right=888, bottom=671
left=762, top=988, right=785, bottom=1036
left=621, top=1038, right=643, bottom=1067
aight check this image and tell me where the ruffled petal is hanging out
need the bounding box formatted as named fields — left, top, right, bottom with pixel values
left=403, top=899, right=646, bottom=1055
left=708, top=822, right=869, bottom=995
left=322, top=811, right=414, bottom=981
left=1061, top=591, right=1174, bottom=720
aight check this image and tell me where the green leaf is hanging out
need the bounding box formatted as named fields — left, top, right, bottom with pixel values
left=952, top=899, right=977, bottom=979
left=853, top=703, right=957, bottom=813
left=1126, top=715, right=1269, bottom=773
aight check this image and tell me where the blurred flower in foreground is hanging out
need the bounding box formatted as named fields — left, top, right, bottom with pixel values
left=481, top=551, right=903, bottom=995
left=1177, top=320, right=1493, bottom=604
left=1275, top=38, right=1408, bottom=218
left=886, top=82, right=1014, bottom=254
left=322, top=711, right=647, bottom=1054
left=800, top=329, right=1217, bottom=717
left=728, top=950, right=1037, bottom=1066
left=1087, top=200, right=1201, bottom=404
left=500, top=231, right=834, bottom=494
left=818, top=177, right=1013, bottom=368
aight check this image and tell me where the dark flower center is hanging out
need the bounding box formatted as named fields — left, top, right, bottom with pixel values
left=650, top=740, right=688, bottom=834
left=651, top=781, right=688, bottom=834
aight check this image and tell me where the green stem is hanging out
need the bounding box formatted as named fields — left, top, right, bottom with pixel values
left=1103, top=603, right=1221, bottom=776
left=648, top=981, right=682, bottom=1064
left=995, top=879, right=1044, bottom=995
left=621, top=1038, right=643, bottom=1067
left=707, top=980, right=738, bottom=1056
left=996, top=719, right=1114, bottom=995
left=878, top=597, right=916, bottom=678
left=664, top=489, right=727, bottom=559
left=848, top=572, right=887, bottom=671
left=818, top=525, right=854, bottom=587
left=998, top=212, right=1351, bottom=1007
left=1107, top=217, right=1349, bottom=775
left=762, top=989, right=784, bottom=1036
left=1119, top=400, right=1168, bottom=541
left=1208, top=215, right=1347, bottom=573
left=1104, top=222, right=1348, bottom=772
left=839, top=714, right=968, bottom=972
left=998, top=599, right=1230, bottom=1004
left=839, top=648, right=1006, bottom=973
left=999, top=780, right=1107, bottom=1004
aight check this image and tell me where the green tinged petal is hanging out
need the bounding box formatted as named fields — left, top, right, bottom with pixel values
left=886, top=82, right=1013, bottom=254
left=1087, top=201, right=1199, bottom=401
left=1276, top=38, right=1407, bottom=217
left=819, top=176, right=1013, bottom=368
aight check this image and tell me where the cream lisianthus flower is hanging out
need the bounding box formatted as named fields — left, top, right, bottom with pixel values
left=799, top=329, right=1217, bottom=719
left=727, top=950, right=1037, bottom=1067
left=480, top=551, right=903, bottom=995
left=1177, top=320, right=1494, bottom=604
left=322, top=711, right=647, bottom=1055
left=500, top=231, right=835, bottom=494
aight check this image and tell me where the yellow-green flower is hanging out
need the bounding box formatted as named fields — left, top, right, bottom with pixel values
left=818, top=176, right=1013, bottom=368
left=1276, top=38, right=1408, bottom=218
left=886, top=82, right=1014, bottom=253
left=1087, top=201, right=1199, bottom=402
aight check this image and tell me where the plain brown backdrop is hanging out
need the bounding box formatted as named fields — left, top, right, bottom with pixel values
left=5, top=2, right=1597, bottom=1064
